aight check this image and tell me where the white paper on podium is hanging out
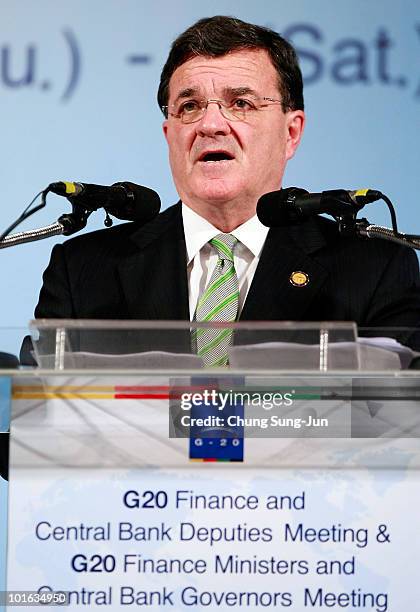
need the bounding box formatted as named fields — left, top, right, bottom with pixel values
left=229, top=338, right=412, bottom=370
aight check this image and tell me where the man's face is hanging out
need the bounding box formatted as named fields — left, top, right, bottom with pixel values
left=163, top=48, right=304, bottom=222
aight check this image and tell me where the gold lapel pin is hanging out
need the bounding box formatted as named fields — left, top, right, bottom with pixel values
left=290, top=271, right=309, bottom=287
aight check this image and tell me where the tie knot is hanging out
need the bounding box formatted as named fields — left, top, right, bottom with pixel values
left=210, top=233, right=237, bottom=261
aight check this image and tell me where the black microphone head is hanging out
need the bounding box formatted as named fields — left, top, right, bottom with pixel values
left=107, top=182, right=161, bottom=223
left=257, top=187, right=309, bottom=227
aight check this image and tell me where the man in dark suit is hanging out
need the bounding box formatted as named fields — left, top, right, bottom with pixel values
left=30, top=16, right=420, bottom=353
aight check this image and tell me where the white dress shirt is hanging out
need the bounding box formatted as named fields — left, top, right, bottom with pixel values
left=182, top=204, right=269, bottom=320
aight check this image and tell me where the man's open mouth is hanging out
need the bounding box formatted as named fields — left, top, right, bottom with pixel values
left=199, top=151, right=234, bottom=162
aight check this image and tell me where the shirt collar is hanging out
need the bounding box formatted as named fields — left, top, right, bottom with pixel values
left=233, top=213, right=269, bottom=258
left=182, top=203, right=269, bottom=265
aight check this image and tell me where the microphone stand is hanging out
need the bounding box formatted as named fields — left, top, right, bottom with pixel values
left=354, top=220, right=420, bottom=250
left=335, top=214, right=420, bottom=251
left=0, top=205, right=89, bottom=249
left=0, top=202, right=90, bottom=367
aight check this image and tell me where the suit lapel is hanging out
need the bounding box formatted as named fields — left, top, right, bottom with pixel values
left=118, top=203, right=190, bottom=320
left=241, top=219, right=329, bottom=321
left=117, top=206, right=329, bottom=323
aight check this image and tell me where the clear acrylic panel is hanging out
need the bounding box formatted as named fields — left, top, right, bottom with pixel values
left=29, top=319, right=360, bottom=371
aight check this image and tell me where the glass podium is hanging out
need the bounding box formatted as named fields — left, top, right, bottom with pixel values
left=1, top=321, right=419, bottom=610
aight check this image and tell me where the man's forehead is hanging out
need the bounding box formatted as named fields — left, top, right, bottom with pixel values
left=168, top=49, right=278, bottom=99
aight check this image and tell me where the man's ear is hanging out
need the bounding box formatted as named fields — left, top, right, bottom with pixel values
left=285, top=110, right=305, bottom=161
left=162, top=120, right=169, bottom=142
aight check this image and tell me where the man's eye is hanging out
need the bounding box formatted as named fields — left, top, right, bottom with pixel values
left=232, top=98, right=255, bottom=110
left=180, top=100, right=200, bottom=113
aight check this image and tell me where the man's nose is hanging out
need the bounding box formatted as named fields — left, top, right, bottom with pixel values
left=196, top=101, right=231, bottom=137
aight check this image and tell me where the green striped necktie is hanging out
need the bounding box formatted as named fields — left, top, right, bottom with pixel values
left=195, top=233, right=239, bottom=367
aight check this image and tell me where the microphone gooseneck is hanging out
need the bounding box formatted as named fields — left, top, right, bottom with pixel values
left=0, top=180, right=162, bottom=248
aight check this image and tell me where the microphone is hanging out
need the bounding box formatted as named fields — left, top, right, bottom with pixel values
left=257, top=187, right=382, bottom=227
left=48, top=181, right=161, bottom=223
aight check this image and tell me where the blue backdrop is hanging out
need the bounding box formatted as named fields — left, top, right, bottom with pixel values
left=1, top=0, right=419, bottom=354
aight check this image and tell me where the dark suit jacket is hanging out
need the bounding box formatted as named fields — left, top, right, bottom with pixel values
left=29, top=202, right=420, bottom=353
